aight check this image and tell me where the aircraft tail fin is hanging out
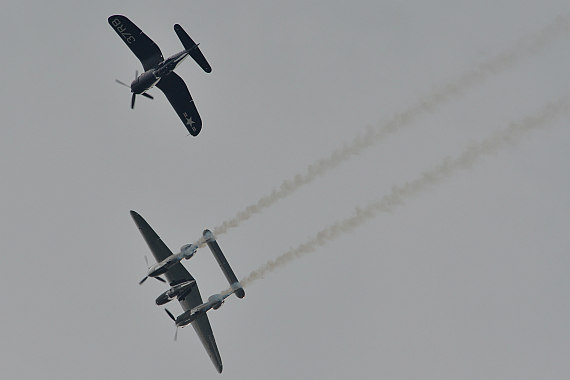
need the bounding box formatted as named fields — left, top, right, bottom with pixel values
left=174, top=24, right=212, bottom=73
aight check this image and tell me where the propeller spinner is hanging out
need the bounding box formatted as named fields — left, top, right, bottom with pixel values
left=115, top=70, right=153, bottom=109
left=139, top=255, right=167, bottom=285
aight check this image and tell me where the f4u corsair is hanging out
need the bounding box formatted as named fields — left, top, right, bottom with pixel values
left=108, top=15, right=211, bottom=136
left=130, top=211, right=244, bottom=373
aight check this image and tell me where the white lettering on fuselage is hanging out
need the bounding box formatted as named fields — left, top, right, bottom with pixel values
left=111, top=18, right=136, bottom=44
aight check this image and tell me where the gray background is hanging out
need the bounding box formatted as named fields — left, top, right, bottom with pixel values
left=1, top=1, right=569, bottom=379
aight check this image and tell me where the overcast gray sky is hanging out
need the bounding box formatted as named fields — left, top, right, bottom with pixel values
left=1, top=1, right=569, bottom=379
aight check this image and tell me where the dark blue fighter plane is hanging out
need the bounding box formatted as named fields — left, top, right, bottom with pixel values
left=108, top=15, right=211, bottom=136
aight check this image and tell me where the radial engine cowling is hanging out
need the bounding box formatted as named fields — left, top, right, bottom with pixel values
left=130, top=70, right=158, bottom=94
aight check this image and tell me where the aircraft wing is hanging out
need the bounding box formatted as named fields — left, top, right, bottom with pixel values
left=156, top=72, right=203, bottom=136
left=108, top=15, right=164, bottom=71
left=129, top=211, right=223, bottom=373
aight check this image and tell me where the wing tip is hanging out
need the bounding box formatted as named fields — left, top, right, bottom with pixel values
left=187, top=125, right=202, bottom=137
left=108, top=14, right=123, bottom=23
left=130, top=210, right=144, bottom=223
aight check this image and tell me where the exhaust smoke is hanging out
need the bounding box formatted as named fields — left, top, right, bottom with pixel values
left=239, top=97, right=570, bottom=287
left=211, top=14, right=570, bottom=238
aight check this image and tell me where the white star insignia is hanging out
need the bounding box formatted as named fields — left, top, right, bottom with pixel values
left=185, top=116, right=195, bottom=126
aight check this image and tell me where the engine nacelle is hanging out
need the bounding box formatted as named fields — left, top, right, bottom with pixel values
left=208, top=294, right=224, bottom=310
left=176, top=309, right=201, bottom=327
left=180, top=243, right=197, bottom=260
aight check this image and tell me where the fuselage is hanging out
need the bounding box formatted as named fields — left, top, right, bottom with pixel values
left=156, top=279, right=196, bottom=305
left=130, top=50, right=190, bottom=94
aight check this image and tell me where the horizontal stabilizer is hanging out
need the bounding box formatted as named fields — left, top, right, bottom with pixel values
left=203, top=230, right=245, bottom=299
left=174, top=24, right=212, bottom=73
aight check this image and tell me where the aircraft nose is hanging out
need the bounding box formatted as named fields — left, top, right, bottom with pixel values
left=155, top=293, right=169, bottom=305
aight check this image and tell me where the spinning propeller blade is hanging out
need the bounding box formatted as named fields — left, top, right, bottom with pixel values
left=115, top=79, right=130, bottom=88
left=165, top=309, right=176, bottom=321
left=165, top=309, right=179, bottom=341
left=116, top=70, right=152, bottom=109
left=139, top=275, right=165, bottom=285
left=139, top=256, right=166, bottom=285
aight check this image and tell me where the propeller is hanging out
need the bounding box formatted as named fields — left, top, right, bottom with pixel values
left=165, top=308, right=176, bottom=321
left=115, top=79, right=130, bottom=87
left=115, top=70, right=153, bottom=109
left=139, top=256, right=166, bottom=285
left=138, top=275, right=166, bottom=285
left=165, top=309, right=179, bottom=341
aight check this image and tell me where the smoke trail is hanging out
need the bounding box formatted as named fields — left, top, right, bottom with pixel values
left=238, top=96, right=570, bottom=287
left=211, top=14, right=570, bottom=237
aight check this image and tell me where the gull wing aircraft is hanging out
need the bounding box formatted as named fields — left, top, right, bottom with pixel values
left=108, top=15, right=211, bottom=136
left=129, top=210, right=223, bottom=373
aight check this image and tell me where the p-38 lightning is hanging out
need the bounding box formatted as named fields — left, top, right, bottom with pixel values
left=108, top=15, right=211, bottom=136
left=130, top=211, right=245, bottom=373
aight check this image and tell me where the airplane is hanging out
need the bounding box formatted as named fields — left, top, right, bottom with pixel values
left=130, top=210, right=243, bottom=373
left=108, top=15, right=211, bottom=136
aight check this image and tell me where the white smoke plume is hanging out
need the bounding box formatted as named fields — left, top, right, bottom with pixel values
left=239, top=96, right=570, bottom=288
left=211, top=14, right=570, bottom=238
